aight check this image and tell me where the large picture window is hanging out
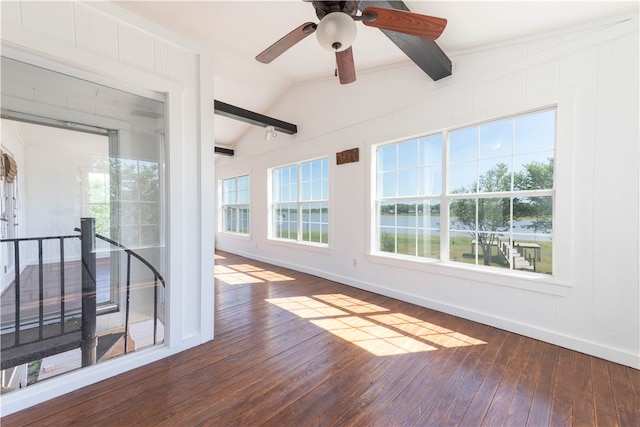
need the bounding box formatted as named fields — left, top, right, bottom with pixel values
left=375, top=108, right=555, bottom=275
left=221, top=174, right=250, bottom=234
left=272, top=158, right=329, bottom=245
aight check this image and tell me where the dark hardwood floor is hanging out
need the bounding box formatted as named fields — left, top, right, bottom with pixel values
left=2, top=250, right=639, bottom=426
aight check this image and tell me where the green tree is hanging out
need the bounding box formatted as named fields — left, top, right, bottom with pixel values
left=450, top=159, right=553, bottom=266
left=514, top=158, right=553, bottom=234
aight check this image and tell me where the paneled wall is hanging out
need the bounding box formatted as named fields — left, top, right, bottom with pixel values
left=216, top=13, right=639, bottom=369
left=1, top=0, right=214, bottom=415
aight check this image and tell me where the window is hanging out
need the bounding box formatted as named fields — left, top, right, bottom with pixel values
left=272, top=158, right=329, bottom=245
left=375, top=108, right=555, bottom=275
left=116, top=158, right=162, bottom=248
left=221, top=174, right=250, bottom=234
left=377, top=135, right=442, bottom=258
left=88, top=170, right=110, bottom=237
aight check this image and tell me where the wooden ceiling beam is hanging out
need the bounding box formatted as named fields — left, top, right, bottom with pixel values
left=214, top=100, right=297, bottom=135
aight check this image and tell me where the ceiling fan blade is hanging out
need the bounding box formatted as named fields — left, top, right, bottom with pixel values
left=361, top=6, right=447, bottom=40
left=336, top=47, right=356, bottom=84
left=256, top=22, right=317, bottom=64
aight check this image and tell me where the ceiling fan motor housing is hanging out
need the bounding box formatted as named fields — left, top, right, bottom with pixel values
left=313, top=0, right=360, bottom=19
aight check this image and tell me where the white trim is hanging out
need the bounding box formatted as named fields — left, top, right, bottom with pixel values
left=365, top=86, right=576, bottom=294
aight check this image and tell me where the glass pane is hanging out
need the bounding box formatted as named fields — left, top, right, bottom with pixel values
left=237, top=175, right=250, bottom=204
left=398, top=139, right=418, bottom=169
left=0, top=58, right=167, bottom=394
left=513, top=196, right=553, bottom=235
left=449, top=161, right=477, bottom=194
left=418, top=200, right=440, bottom=230
left=449, top=229, right=475, bottom=265
left=396, top=228, right=417, bottom=256
left=478, top=198, right=510, bottom=234
left=478, top=159, right=511, bottom=193
left=224, top=206, right=237, bottom=232
left=274, top=204, right=297, bottom=240
left=449, top=127, right=477, bottom=162
left=419, top=229, right=440, bottom=259
left=300, top=180, right=311, bottom=201
left=479, top=119, right=512, bottom=158
left=419, top=166, right=442, bottom=196
left=449, top=198, right=477, bottom=232
left=513, top=154, right=554, bottom=191
left=379, top=227, right=396, bottom=253
left=397, top=169, right=418, bottom=197
left=512, top=233, right=552, bottom=275
left=239, top=206, right=250, bottom=234
left=379, top=171, right=398, bottom=197
left=378, top=144, right=397, bottom=171
left=379, top=201, right=396, bottom=227
left=222, top=178, right=236, bottom=204
left=514, top=109, right=556, bottom=154
left=419, top=134, right=442, bottom=167
left=300, top=162, right=311, bottom=182
left=312, top=180, right=322, bottom=200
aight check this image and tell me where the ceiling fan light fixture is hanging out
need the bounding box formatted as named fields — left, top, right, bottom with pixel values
left=315, top=12, right=357, bottom=52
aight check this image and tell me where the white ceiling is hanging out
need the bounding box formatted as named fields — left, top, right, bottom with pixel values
left=115, top=1, right=639, bottom=146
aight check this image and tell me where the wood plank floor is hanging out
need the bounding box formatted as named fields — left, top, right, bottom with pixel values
left=2, top=250, right=639, bottom=426
left=1, top=258, right=111, bottom=325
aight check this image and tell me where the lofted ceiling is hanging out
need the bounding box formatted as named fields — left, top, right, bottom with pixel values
left=115, top=1, right=639, bottom=147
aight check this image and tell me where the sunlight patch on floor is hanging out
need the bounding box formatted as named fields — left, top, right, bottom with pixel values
left=266, top=296, right=348, bottom=318
left=266, top=294, right=486, bottom=356
left=215, top=263, right=295, bottom=285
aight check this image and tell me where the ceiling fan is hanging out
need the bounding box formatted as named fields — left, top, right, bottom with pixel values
left=255, top=0, right=447, bottom=84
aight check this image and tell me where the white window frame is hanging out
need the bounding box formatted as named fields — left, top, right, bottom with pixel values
left=219, top=174, right=250, bottom=235
left=367, top=89, right=576, bottom=296
left=269, top=157, right=329, bottom=247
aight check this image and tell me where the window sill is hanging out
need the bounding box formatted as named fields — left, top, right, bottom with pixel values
left=366, top=252, right=572, bottom=296
left=268, top=237, right=332, bottom=254
left=218, top=231, right=251, bottom=239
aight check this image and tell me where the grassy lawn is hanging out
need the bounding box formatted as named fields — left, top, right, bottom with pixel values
left=381, top=233, right=553, bottom=275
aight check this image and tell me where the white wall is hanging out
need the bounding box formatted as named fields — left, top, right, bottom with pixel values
left=1, top=121, right=28, bottom=293
left=216, top=13, right=639, bottom=369
left=1, top=0, right=214, bottom=415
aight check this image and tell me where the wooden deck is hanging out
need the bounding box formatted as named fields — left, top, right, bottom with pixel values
left=2, top=250, right=639, bottom=426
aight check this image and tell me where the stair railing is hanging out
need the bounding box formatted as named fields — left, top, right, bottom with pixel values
left=1, top=217, right=165, bottom=371
left=0, top=234, right=81, bottom=370
left=77, top=223, right=166, bottom=354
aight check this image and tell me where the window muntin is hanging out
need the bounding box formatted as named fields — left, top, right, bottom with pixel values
left=272, top=158, right=329, bottom=245
left=375, top=108, right=555, bottom=275
left=221, top=174, right=250, bottom=234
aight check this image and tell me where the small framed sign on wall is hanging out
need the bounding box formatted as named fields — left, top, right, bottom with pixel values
left=336, top=147, right=359, bottom=165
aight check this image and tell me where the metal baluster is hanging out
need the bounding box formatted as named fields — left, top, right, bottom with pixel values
left=13, top=240, right=21, bottom=346
left=60, top=236, right=65, bottom=335
left=38, top=239, right=44, bottom=339
left=80, top=218, right=97, bottom=367
left=124, top=253, right=132, bottom=354
left=153, top=275, right=158, bottom=345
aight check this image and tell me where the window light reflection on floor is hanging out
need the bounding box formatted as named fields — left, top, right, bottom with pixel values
left=214, top=263, right=295, bottom=285
left=265, top=294, right=486, bottom=356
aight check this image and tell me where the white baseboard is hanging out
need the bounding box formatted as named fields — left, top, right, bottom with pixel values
left=217, top=245, right=640, bottom=370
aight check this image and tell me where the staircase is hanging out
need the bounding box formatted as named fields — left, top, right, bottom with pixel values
left=1, top=217, right=165, bottom=377
left=499, top=241, right=535, bottom=271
